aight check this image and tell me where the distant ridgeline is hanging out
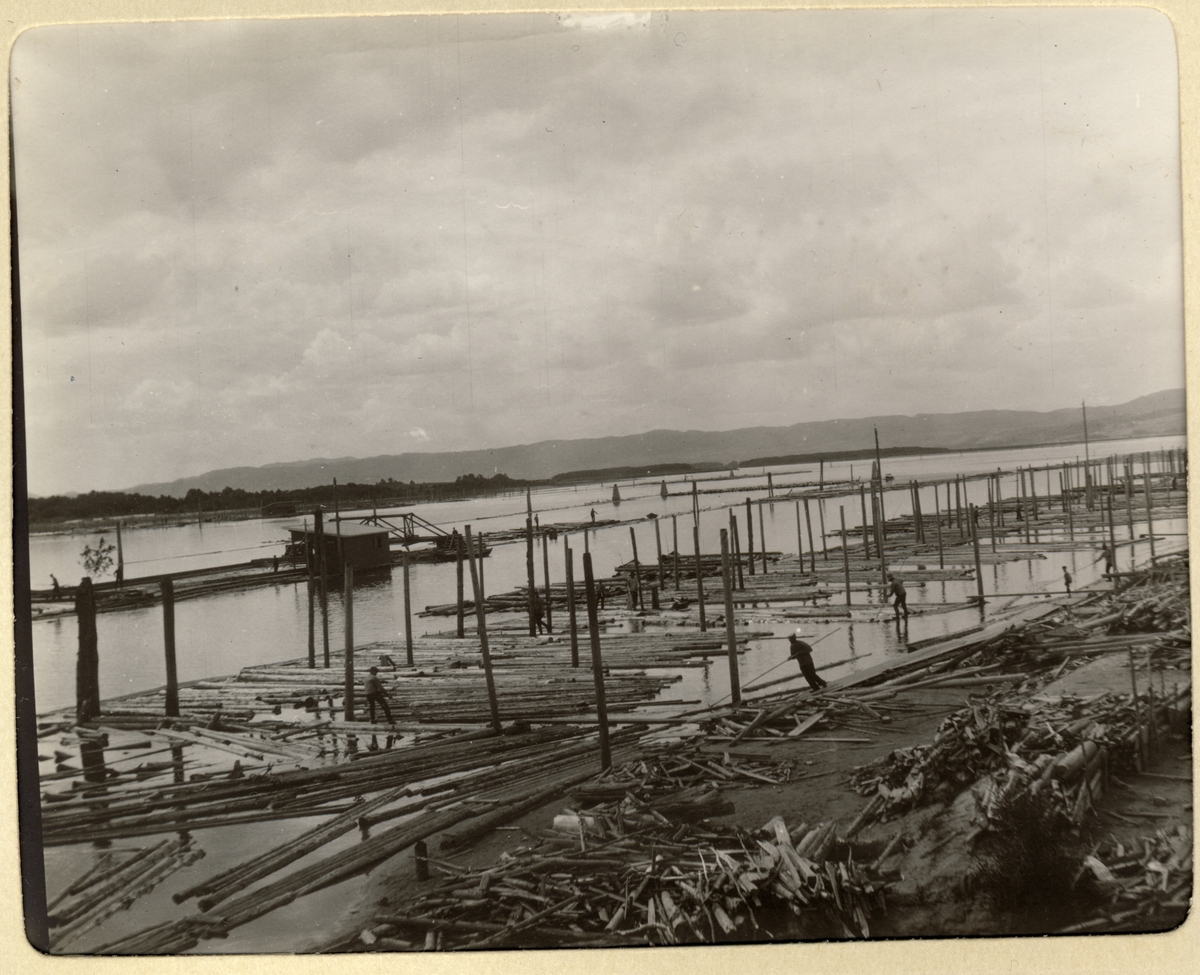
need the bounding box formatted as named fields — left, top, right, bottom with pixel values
left=27, top=472, right=535, bottom=525
left=548, top=462, right=726, bottom=484
left=738, top=446, right=955, bottom=468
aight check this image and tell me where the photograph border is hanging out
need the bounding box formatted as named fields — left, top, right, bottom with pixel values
left=3, top=0, right=1197, bottom=972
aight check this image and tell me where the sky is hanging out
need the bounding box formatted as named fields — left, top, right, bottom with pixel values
left=12, top=8, right=1185, bottom=496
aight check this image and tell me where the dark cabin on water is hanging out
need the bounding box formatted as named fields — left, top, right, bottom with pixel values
left=288, top=522, right=392, bottom=574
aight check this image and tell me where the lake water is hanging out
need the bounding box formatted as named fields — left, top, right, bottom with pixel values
left=25, top=434, right=1187, bottom=714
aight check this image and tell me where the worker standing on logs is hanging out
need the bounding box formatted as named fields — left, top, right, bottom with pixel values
left=1063, top=567, right=1073, bottom=595
left=1096, top=542, right=1116, bottom=576
left=530, top=588, right=548, bottom=634
left=363, top=667, right=394, bottom=727
left=788, top=630, right=827, bottom=691
left=885, top=573, right=909, bottom=620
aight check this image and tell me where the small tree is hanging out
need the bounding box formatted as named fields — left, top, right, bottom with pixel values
left=80, top=537, right=116, bottom=579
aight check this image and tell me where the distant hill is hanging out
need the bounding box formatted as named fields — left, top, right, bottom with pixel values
left=128, top=389, right=1186, bottom=498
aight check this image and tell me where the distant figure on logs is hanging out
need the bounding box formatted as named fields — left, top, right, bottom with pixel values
left=364, top=667, right=395, bottom=726
left=1096, top=543, right=1116, bottom=575
left=788, top=630, right=827, bottom=692
left=1062, top=567, right=1072, bottom=595
left=590, top=509, right=597, bottom=523
left=50, top=574, right=60, bottom=601
left=530, top=589, right=548, bottom=634
left=885, top=574, right=909, bottom=620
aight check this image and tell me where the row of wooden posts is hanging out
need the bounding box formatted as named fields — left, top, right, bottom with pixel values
left=72, top=447, right=1185, bottom=755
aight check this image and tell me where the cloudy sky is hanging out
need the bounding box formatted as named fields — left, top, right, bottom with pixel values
left=13, top=8, right=1184, bottom=496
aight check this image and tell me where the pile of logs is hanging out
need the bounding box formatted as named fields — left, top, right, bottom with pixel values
left=48, top=837, right=205, bottom=950
left=1060, top=824, right=1192, bottom=933
left=354, top=779, right=890, bottom=948
left=848, top=683, right=1185, bottom=828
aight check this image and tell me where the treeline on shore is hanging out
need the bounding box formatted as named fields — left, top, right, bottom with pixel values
left=28, top=473, right=535, bottom=525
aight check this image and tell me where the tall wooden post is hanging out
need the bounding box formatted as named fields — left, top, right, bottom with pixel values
left=582, top=553, right=612, bottom=770
left=693, top=522, right=707, bottom=633
left=818, top=499, right=828, bottom=561
left=525, top=489, right=537, bottom=636
left=75, top=578, right=100, bottom=723
left=402, top=549, right=414, bottom=667
left=1125, top=476, right=1136, bottom=563
left=803, top=498, right=816, bottom=573
left=1106, top=487, right=1119, bottom=580
left=306, top=522, right=315, bottom=669
left=987, top=478, right=996, bottom=552
left=653, top=518, right=664, bottom=587
left=1143, top=469, right=1156, bottom=561
left=333, top=477, right=343, bottom=567
left=564, top=538, right=579, bottom=668
left=935, top=494, right=944, bottom=569
left=629, top=527, right=643, bottom=610
left=541, top=530, right=553, bottom=632
left=477, top=532, right=486, bottom=601
left=465, top=526, right=502, bottom=734
left=115, top=521, right=124, bottom=587
left=995, top=474, right=1005, bottom=527
left=873, top=427, right=885, bottom=533
left=794, top=502, right=805, bottom=570
left=315, top=509, right=330, bottom=668
left=913, top=481, right=925, bottom=543
left=839, top=507, right=851, bottom=607
left=757, top=501, right=768, bottom=574
left=343, top=563, right=355, bottom=721
left=970, top=506, right=985, bottom=604
left=859, top=484, right=871, bottom=559
left=455, top=534, right=465, bottom=639
left=744, top=498, right=756, bottom=576
left=1028, top=467, right=1038, bottom=520
left=731, top=510, right=745, bottom=589
left=672, top=515, right=680, bottom=590
left=161, top=578, right=179, bottom=718
left=719, top=529, right=741, bottom=705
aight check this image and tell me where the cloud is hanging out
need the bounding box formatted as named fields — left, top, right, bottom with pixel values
left=13, top=9, right=1184, bottom=495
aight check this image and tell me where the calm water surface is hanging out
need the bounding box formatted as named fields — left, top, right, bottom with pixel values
left=27, top=434, right=1187, bottom=713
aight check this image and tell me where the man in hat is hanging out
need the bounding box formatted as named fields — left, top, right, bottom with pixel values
left=788, top=630, right=827, bottom=692
left=364, top=666, right=394, bottom=726
left=886, top=573, right=909, bottom=619
left=1062, top=566, right=1073, bottom=595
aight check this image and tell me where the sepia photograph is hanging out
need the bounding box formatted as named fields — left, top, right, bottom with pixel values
left=10, top=5, right=1192, bottom=958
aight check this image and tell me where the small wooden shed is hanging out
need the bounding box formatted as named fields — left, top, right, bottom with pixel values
left=288, top=522, right=392, bottom=574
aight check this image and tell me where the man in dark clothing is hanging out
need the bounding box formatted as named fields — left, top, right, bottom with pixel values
left=789, top=630, right=827, bottom=691
left=886, top=574, right=909, bottom=619
left=1096, top=543, right=1116, bottom=575
left=531, top=589, right=547, bottom=634
left=1062, top=566, right=1072, bottom=595
left=364, top=666, right=394, bottom=725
